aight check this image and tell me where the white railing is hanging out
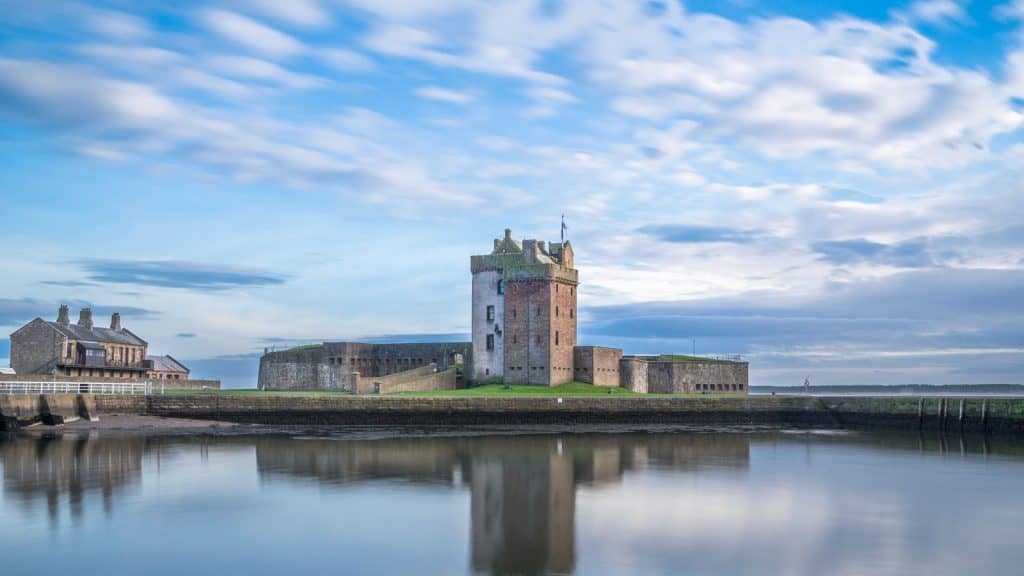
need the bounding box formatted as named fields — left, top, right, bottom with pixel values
left=0, top=381, right=154, bottom=395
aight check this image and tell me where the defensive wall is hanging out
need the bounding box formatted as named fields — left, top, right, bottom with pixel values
left=573, top=346, right=623, bottom=387
left=619, top=356, right=748, bottom=394
left=4, top=394, right=1023, bottom=434
left=258, top=342, right=471, bottom=391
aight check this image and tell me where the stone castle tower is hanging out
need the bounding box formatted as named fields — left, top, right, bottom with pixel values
left=471, top=229, right=578, bottom=385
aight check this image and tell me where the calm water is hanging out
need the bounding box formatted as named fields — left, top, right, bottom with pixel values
left=1, top=428, right=1022, bottom=576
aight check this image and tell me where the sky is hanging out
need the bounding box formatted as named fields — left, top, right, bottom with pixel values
left=0, top=0, right=1022, bottom=387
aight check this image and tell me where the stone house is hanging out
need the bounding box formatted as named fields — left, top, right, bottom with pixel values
left=10, top=305, right=149, bottom=378
left=146, top=355, right=190, bottom=380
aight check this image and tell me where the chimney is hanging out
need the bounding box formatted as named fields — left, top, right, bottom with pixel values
left=56, top=304, right=70, bottom=326
left=110, top=312, right=122, bottom=331
left=78, top=308, right=94, bottom=329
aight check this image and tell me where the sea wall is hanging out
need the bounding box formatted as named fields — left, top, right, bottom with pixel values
left=133, top=395, right=821, bottom=426
left=5, top=394, right=1023, bottom=433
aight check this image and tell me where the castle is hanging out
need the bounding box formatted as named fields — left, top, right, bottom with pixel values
left=471, top=228, right=578, bottom=385
left=259, top=227, right=748, bottom=393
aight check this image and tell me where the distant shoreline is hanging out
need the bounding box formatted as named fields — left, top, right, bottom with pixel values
left=753, top=384, right=1024, bottom=396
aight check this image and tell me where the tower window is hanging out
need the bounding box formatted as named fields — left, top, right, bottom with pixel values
left=512, top=334, right=518, bottom=344
left=570, top=308, right=574, bottom=319
left=486, top=334, right=495, bottom=350
left=486, top=305, right=495, bottom=321
left=512, top=308, right=517, bottom=318
left=497, top=280, right=504, bottom=294
left=536, top=335, right=542, bottom=344
left=555, top=331, right=560, bottom=346
left=556, top=306, right=559, bottom=317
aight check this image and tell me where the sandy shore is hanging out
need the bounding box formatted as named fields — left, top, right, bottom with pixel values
left=16, top=414, right=257, bottom=435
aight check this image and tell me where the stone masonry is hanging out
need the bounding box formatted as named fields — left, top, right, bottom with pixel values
left=472, top=229, right=578, bottom=386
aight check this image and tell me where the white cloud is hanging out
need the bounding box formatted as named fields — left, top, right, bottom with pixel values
left=897, top=0, right=970, bottom=26
left=0, top=58, right=479, bottom=207
left=199, top=9, right=304, bottom=58
left=206, top=55, right=323, bottom=89
left=319, top=48, right=375, bottom=71
left=415, top=85, right=475, bottom=104
left=86, top=9, right=151, bottom=41
left=236, top=0, right=331, bottom=29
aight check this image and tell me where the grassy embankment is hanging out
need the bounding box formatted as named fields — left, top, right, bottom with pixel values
left=397, top=381, right=749, bottom=397
left=163, top=382, right=749, bottom=398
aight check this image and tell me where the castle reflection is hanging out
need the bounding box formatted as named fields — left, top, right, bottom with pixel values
left=0, top=433, right=144, bottom=525
left=255, top=433, right=752, bottom=575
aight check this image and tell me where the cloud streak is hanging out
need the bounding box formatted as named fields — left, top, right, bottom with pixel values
left=78, top=260, right=287, bottom=290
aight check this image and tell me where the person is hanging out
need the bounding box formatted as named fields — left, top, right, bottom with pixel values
left=804, top=376, right=811, bottom=394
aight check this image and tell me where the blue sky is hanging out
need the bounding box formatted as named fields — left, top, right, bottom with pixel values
left=1, top=0, right=1022, bottom=387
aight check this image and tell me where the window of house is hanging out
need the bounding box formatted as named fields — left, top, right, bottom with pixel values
left=66, top=343, right=73, bottom=357
left=570, top=308, right=574, bottom=319
left=486, top=334, right=495, bottom=350
left=512, top=308, right=517, bottom=318
left=556, top=306, right=559, bottom=317
left=512, top=334, right=518, bottom=344
left=555, top=331, right=560, bottom=346
left=487, top=305, right=495, bottom=321
left=497, top=280, right=504, bottom=294
left=536, top=335, right=542, bottom=344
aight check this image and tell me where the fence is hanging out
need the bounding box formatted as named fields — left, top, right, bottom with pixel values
left=0, top=381, right=154, bottom=395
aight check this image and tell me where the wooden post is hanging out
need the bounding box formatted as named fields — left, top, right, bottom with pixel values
left=917, top=398, right=924, bottom=429
left=958, top=399, right=964, bottom=431
left=981, top=399, right=988, bottom=434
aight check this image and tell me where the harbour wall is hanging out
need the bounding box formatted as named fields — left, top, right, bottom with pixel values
left=4, top=395, right=1023, bottom=433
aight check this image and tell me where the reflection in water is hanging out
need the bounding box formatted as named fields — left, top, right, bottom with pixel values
left=1, top=433, right=143, bottom=526
left=254, top=434, right=751, bottom=575
left=1, top=429, right=1023, bottom=575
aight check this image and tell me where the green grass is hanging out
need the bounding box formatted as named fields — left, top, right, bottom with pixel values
left=161, top=388, right=351, bottom=397
left=159, top=382, right=750, bottom=398
left=397, top=381, right=642, bottom=397
left=396, top=381, right=748, bottom=397
left=657, top=354, right=739, bottom=364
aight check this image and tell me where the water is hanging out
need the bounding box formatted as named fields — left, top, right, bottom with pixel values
left=2, top=427, right=1022, bottom=576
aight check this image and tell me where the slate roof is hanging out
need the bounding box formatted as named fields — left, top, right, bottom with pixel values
left=146, top=355, right=189, bottom=373
left=45, top=321, right=147, bottom=346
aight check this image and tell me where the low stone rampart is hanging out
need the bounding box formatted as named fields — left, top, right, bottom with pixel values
left=5, top=394, right=1023, bottom=434
left=354, top=364, right=456, bottom=395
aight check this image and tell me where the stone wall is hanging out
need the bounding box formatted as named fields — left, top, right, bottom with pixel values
left=574, top=346, right=623, bottom=387
left=258, top=346, right=347, bottom=391
left=9, top=318, right=63, bottom=375
left=618, top=357, right=748, bottom=394
left=472, top=269, right=504, bottom=382
left=259, top=342, right=470, bottom=391
left=619, top=357, right=648, bottom=393
left=6, top=394, right=1023, bottom=433
left=354, top=364, right=456, bottom=395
